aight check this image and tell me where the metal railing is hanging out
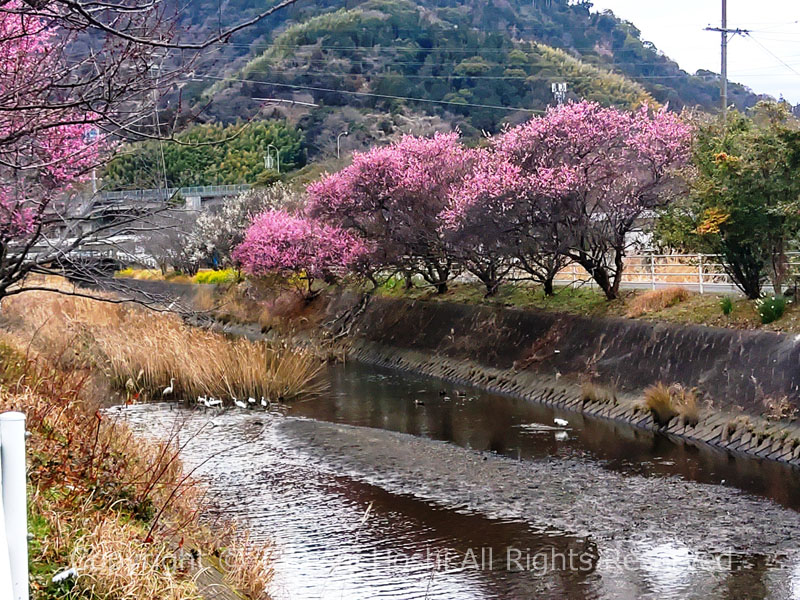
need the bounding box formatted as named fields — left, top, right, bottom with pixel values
left=553, top=253, right=800, bottom=294
left=98, top=184, right=251, bottom=202
left=0, top=412, right=28, bottom=600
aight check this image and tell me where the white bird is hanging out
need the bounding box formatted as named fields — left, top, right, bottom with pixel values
left=260, top=397, right=268, bottom=407
left=197, top=395, right=207, bottom=405
left=234, top=399, right=247, bottom=409
left=162, top=378, right=175, bottom=397
left=554, top=418, right=569, bottom=428
left=207, top=397, right=223, bottom=407
left=248, top=397, right=256, bottom=404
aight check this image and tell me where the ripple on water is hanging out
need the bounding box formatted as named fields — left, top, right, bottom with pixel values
left=117, top=386, right=800, bottom=600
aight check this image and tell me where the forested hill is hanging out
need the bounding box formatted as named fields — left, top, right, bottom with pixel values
left=181, top=0, right=766, bottom=153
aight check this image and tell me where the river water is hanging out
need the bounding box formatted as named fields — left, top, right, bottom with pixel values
left=120, top=363, right=800, bottom=600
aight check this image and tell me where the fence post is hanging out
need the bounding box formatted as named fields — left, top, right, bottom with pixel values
left=698, top=254, right=705, bottom=295
left=0, top=412, right=28, bottom=600
left=650, top=254, right=656, bottom=290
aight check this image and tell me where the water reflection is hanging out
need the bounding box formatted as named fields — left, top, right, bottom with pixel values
left=119, top=361, right=800, bottom=600
left=290, top=363, right=800, bottom=511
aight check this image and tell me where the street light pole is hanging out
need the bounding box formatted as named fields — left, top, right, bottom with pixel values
left=337, top=131, right=349, bottom=160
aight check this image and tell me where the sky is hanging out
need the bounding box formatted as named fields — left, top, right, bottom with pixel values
left=589, top=0, right=800, bottom=104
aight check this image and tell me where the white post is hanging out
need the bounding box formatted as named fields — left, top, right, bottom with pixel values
left=650, top=254, right=656, bottom=290
left=698, top=254, right=705, bottom=294
left=0, top=412, right=28, bottom=600
left=0, top=440, right=13, bottom=598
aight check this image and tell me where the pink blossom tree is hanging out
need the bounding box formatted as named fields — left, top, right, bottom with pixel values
left=440, top=150, right=520, bottom=296
left=0, top=4, right=102, bottom=300
left=233, top=210, right=370, bottom=297
left=496, top=101, right=692, bottom=300
left=0, top=0, right=300, bottom=305
left=307, top=132, right=477, bottom=293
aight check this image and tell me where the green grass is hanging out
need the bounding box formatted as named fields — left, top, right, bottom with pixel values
left=371, top=279, right=800, bottom=333
left=374, top=279, right=619, bottom=317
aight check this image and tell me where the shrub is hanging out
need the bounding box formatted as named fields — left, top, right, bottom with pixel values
left=194, top=268, right=238, bottom=285
left=643, top=382, right=700, bottom=427
left=756, top=294, right=787, bottom=324
left=581, top=381, right=617, bottom=405
left=626, top=286, right=691, bottom=318
left=720, top=296, right=734, bottom=315
left=643, top=383, right=678, bottom=427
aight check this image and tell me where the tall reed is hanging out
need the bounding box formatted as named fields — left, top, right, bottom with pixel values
left=2, top=291, right=325, bottom=402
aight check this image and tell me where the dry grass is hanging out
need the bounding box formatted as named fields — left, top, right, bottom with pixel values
left=218, top=531, right=274, bottom=600
left=1, top=332, right=275, bottom=599
left=626, top=286, right=691, bottom=318
left=71, top=519, right=202, bottom=600
left=642, top=382, right=700, bottom=427
left=763, top=396, right=798, bottom=422
left=2, top=290, right=325, bottom=403
left=581, top=381, right=617, bottom=405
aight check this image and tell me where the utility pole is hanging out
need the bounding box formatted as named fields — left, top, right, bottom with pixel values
left=705, top=0, right=748, bottom=120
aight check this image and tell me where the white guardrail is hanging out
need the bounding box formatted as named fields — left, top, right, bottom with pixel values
left=553, top=253, right=800, bottom=294
left=0, top=412, right=28, bottom=600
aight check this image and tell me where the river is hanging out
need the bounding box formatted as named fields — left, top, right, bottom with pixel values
left=119, top=362, right=800, bottom=600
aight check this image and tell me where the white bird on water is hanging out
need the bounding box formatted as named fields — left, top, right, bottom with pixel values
left=234, top=399, right=248, bottom=409
left=162, top=378, right=175, bottom=397
left=554, top=418, right=569, bottom=428
left=260, top=397, right=269, bottom=407
left=206, top=397, right=223, bottom=408
left=248, top=397, right=256, bottom=404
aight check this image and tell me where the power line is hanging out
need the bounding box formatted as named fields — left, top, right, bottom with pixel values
left=745, top=33, right=800, bottom=79
left=199, top=74, right=546, bottom=113
left=237, top=65, right=732, bottom=81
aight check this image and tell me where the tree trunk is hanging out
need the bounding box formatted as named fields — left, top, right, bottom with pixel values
left=770, top=243, right=787, bottom=296
left=543, top=277, right=554, bottom=296
left=436, top=281, right=448, bottom=294
left=579, top=260, right=614, bottom=300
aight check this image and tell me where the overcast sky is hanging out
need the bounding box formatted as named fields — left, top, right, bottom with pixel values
left=589, top=0, right=800, bottom=104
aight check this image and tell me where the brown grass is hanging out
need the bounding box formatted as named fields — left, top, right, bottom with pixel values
left=581, top=381, right=617, bottom=405
left=642, top=382, right=700, bottom=427
left=626, top=286, right=691, bottom=318
left=2, top=290, right=325, bottom=403
left=71, top=519, right=201, bottom=600
left=1, top=331, right=274, bottom=599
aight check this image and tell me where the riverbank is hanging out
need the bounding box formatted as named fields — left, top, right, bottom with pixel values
left=0, top=286, right=326, bottom=599
left=115, top=278, right=800, bottom=467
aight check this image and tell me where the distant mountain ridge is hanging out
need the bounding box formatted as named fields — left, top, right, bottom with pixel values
left=181, top=0, right=767, bottom=153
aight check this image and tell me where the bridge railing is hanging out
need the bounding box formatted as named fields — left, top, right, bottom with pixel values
left=0, top=412, right=28, bottom=600
left=97, top=184, right=251, bottom=203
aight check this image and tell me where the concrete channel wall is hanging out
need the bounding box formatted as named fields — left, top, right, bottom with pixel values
left=118, top=279, right=800, bottom=465
left=321, top=292, right=800, bottom=465
left=324, top=293, right=800, bottom=413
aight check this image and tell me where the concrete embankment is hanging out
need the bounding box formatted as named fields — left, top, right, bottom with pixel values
left=118, top=279, right=800, bottom=466
left=321, top=292, right=800, bottom=465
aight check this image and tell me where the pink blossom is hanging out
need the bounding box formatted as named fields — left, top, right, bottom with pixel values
left=233, top=210, right=370, bottom=281
left=0, top=1, right=104, bottom=243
